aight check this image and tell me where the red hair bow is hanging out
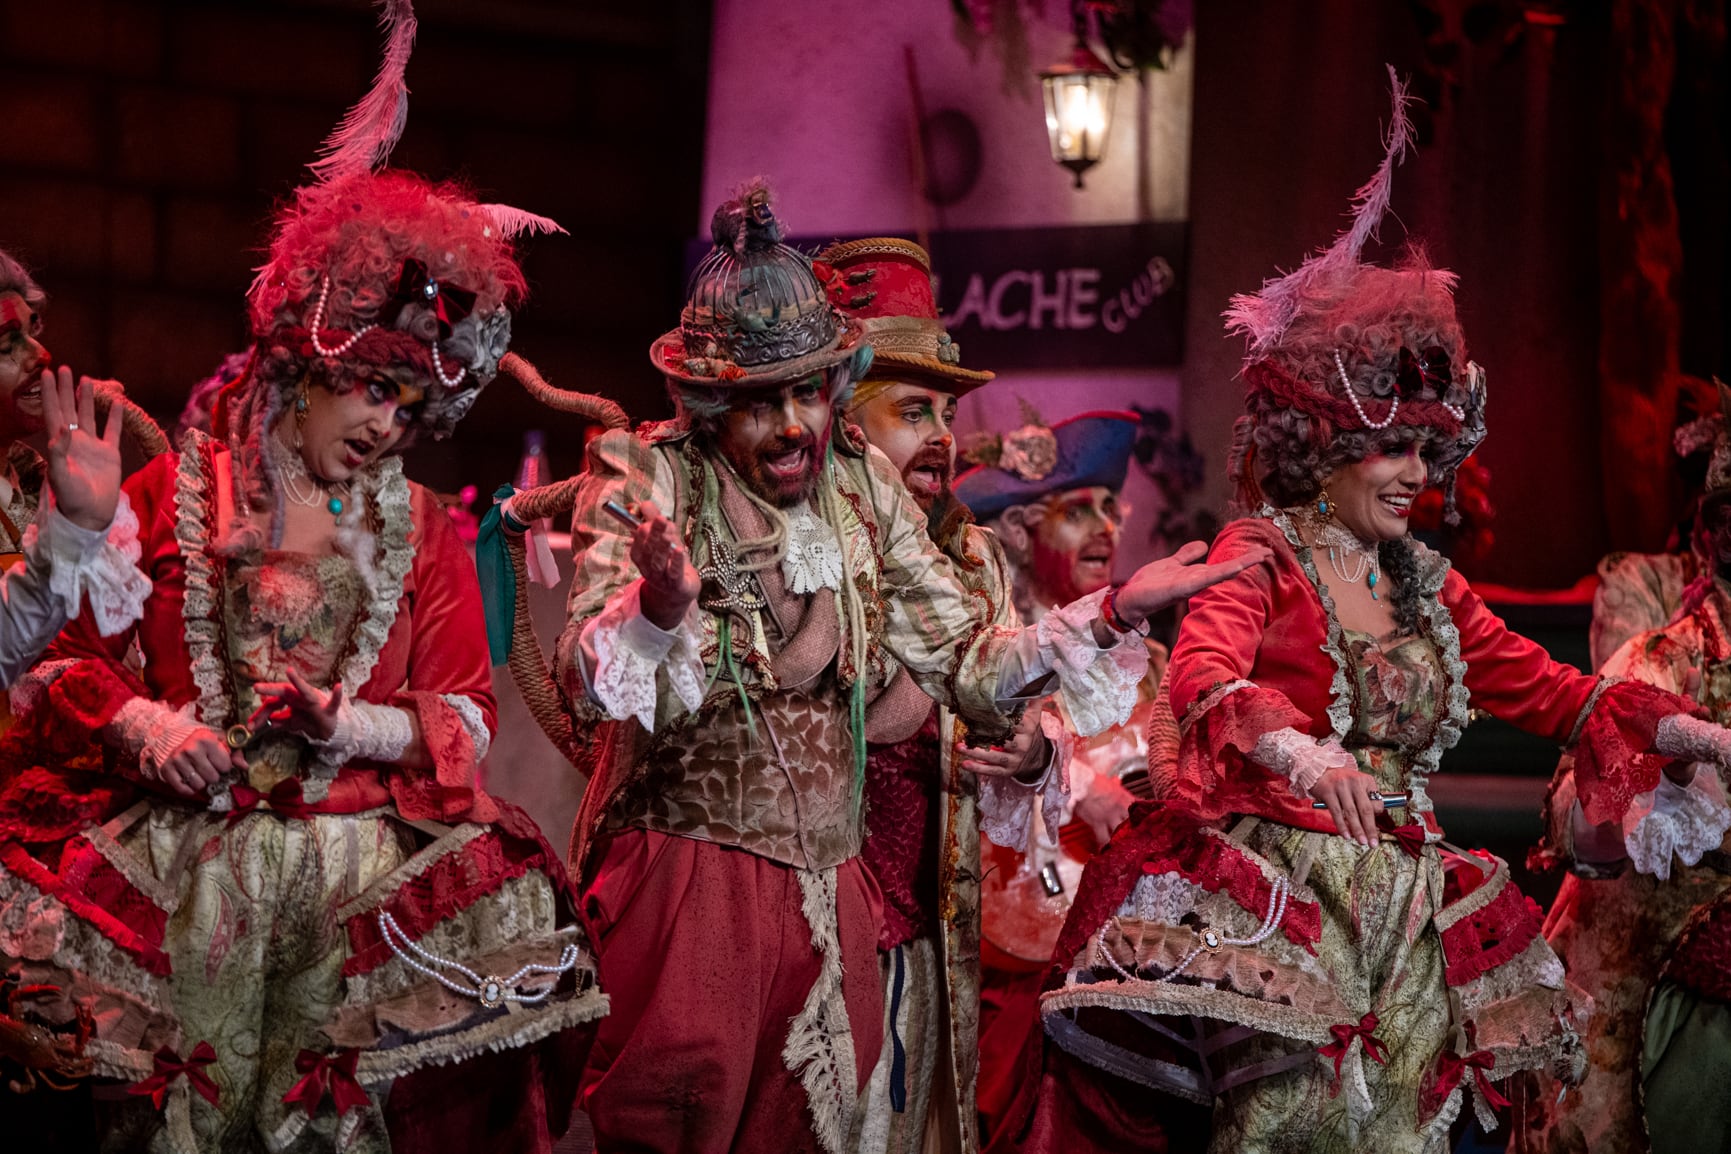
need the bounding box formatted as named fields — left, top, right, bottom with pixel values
left=283, top=1047, right=369, bottom=1118
left=1318, top=1012, right=1389, bottom=1078
left=128, top=1041, right=221, bottom=1109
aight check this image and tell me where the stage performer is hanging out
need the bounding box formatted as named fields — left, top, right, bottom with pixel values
left=0, top=11, right=606, bottom=1152
left=951, top=409, right=1170, bottom=1146
left=556, top=181, right=1264, bottom=1154
left=811, top=236, right=1043, bottom=1154
left=1525, top=386, right=1731, bottom=1154
left=1010, top=71, right=1731, bottom=1154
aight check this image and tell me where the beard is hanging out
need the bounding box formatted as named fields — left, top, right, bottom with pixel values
left=722, top=424, right=830, bottom=508
left=900, top=443, right=954, bottom=512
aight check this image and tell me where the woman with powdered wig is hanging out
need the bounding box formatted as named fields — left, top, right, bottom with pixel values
left=0, top=6, right=603, bottom=1150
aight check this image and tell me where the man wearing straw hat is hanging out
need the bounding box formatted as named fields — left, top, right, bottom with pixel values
left=554, top=181, right=1266, bottom=1153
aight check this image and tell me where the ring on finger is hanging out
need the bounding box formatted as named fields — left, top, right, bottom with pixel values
left=1367, top=790, right=1383, bottom=801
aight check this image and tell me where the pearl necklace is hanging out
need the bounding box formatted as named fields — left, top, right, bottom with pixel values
left=281, top=452, right=351, bottom=519
left=1312, top=518, right=1382, bottom=600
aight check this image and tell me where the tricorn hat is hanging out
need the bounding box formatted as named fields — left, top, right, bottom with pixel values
left=954, top=410, right=1138, bottom=523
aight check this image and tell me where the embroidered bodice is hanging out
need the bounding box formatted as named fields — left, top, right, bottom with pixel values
left=1341, top=628, right=1447, bottom=753
left=225, top=550, right=367, bottom=706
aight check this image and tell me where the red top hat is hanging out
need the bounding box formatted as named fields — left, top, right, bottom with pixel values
left=815, top=237, right=994, bottom=396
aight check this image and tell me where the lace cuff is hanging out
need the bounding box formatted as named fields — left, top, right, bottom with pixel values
left=108, top=698, right=203, bottom=772
left=978, top=707, right=1074, bottom=850
left=27, top=493, right=151, bottom=637
left=1029, top=587, right=1148, bottom=738
left=439, top=692, right=492, bottom=762
left=1655, top=714, right=1731, bottom=766
left=1249, top=726, right=1353, bottom=800
left=581, top=579, right=706, bottom=732
left=1623, top=766, right=1731, bottom=880
left=312, top=700, right=415, bottom=773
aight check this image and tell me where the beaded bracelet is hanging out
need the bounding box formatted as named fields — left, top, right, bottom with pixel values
left=1101, top=584, right=1136, bottom=634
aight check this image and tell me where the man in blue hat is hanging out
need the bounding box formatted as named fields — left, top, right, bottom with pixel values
left=954, top=408, right=1167, bottom=1141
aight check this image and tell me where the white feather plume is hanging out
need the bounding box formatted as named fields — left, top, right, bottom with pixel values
left=1225, top=64, right=1416, bottom=356
left=477, top=203, right=569, bottom=240
left=309, top=0, right=417, bottom=183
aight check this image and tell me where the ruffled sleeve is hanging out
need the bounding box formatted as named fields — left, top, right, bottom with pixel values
left=1005, top=586, right=1150, bottom=737
left=27, top=491, right=152, bottom=637
left=977, top=706, right=1074, bottom=850
left=1570, top=679, right=1707, bottom=827
left=577, top=579, right=706, bottom=732
left=1620, top=766, right=1731, bottom=879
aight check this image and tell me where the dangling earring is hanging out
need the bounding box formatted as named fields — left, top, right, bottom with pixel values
left=294, top=382, right=309, bottom=451
left=1315, top=487, right=1333, bottom=518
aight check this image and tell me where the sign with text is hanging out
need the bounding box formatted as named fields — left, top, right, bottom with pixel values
left=688, top=222, right=1188, bottom=370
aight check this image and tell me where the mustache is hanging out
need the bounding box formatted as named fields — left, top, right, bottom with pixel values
left=760, top=432, right=817, bottom=457
left=907, top=445, right=953, bottom=476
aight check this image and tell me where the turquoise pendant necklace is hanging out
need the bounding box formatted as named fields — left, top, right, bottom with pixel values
left=1313, top=520, right=1382, bottom=600
left=283, top=458, right=352, bottom=522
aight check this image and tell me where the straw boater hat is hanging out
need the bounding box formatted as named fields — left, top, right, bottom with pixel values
left=815, top=237, right=993, bottom=399
left=651, top=179, right=866, bottom=388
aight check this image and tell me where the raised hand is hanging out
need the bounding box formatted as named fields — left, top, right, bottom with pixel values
left=629, top=500, right=701, bottom=630
left=41, top=367, right=123, bottom=532
left=1113, top=540, right=1274, bottom=627
left=249, top=668, right=343, bottom=741
left=1309, top=764, right=1383, bottom=847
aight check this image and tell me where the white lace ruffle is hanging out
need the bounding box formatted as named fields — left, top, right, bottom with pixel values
left=28, top=493, right=151, bottom=637
left=313, top=699, right=415, bottom=774
left=1034, top=586, right=1148, bottom=738
left=8, top=657, right=77, bottom=724
left=1115, top=869, right=1201, bottom=925
left=978, top=707, right=1075, bottom=850
left=108, top=698, right=203, bottom=772
left=1249, top=726, right=1353, bottom=800
left=1623, top=765, right=1731, bottom=880
left=440, top=692, right=493, bottom=762
left=586, top=579, right=705, bottom=732
left=1655, top=713, right=1731, bottom=766
left=782, top=502, right=843, bottom=594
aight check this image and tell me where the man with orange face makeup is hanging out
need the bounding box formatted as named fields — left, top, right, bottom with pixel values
left=817, top=237, right=1054, bottom=1153
left=954, top=410, right=1167, bottom=1144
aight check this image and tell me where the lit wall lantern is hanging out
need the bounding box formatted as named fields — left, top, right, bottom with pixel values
left=1039, top=23, right=1119, bottom=189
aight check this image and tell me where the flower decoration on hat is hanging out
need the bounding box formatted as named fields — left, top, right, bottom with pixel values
left=955, top=405, right=1139, bottom=523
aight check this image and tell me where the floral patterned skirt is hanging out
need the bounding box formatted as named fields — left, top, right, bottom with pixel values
left=0, top=799, right=606, bottom=1153
left=1042, top=811, right=1589, bottom=1154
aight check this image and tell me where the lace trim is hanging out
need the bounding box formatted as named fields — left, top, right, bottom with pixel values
left=172, top=436, right=225, bottom=731
left=9, top=657, right=77, bottom=722
left=1248, top=726, right=1351, bottom=799
left=0, top=859, right=168, bottom=1005
left=1176, top=678, right=1255, bottom=739
left=1567, top=677, right=1619, bottom=748
left=336, top=823, right=489, bottom=923
left=313, top=700, right=414, bottom=775
left=1654, top=713, right=1731, bottom=764
left=1115, top=869, right=1202, bottom=924
left=782, top=501, right=844, bottom=594
left=976, top=707, right=1074, bottom=850
left=29, top=493, right=152, bottom=636
left=1409, top=542, right=1470, bottom=789
left=1267, top=510, right=1352, bottom=744
left=783, top=867, right=857, bottom=1154
left=81, top=819, right=184, bottom=916
left=335, top=457, right=414, bottom=706
left=439, top=693, right=491, bottom=763
left=1622, top=764, right=1731, bottom=879
left=109, top=698, right=202, bottom=772
left=1455, top=934, right=1566, bottom=1015
left=1035, top=585, right=1148, bottom=738
left=351, top=982, right=609, bottom=1086
left=588, top=580, right=706, bottom=731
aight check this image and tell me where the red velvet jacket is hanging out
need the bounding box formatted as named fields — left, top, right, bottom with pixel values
left=1167, top=514, right=1687, bottom=834
left=27, top=440, right=500, bottom=825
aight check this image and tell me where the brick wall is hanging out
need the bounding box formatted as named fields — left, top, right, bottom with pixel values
left=0, top=0, right=709, bottom=492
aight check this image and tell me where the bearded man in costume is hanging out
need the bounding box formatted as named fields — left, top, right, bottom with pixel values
left=1528, top=387, right=1731, bottom=1154
left=814, top=236, right=1049, bottom=1153
left=555, top=183, right=1266, bottom=1154
left=950, top=411, right=1170, bottom=1145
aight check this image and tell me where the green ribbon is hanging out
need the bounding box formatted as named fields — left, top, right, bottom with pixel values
left=476, top=483, right=523, bottom=666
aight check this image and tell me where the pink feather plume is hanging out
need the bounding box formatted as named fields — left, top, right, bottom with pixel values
left=1225, top=65, right=1416, bottom=356
left=477, top=204, right=569, bottom=240
left=309, top=0, right=417, bottom=182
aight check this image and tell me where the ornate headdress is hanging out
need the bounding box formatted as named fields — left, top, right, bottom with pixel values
left=652, top=179, right=868, bottom=392
left=240, top=0, right=562, bottom=441
left=814, top=236, right=993, bottom=407
left=1224, top=67, right=1488, bottom=522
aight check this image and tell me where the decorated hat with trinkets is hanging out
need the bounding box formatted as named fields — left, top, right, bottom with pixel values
left=1223, top=68, right=1487, bottom=522
left=814, top=237, right=994, bottom=397
left=954, top=406, right=1139, bottom=523
left=652, top=179, right=868, bottom=388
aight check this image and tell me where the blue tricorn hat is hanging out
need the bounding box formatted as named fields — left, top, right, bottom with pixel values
left=954, top=410, right=1139, bottom=523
